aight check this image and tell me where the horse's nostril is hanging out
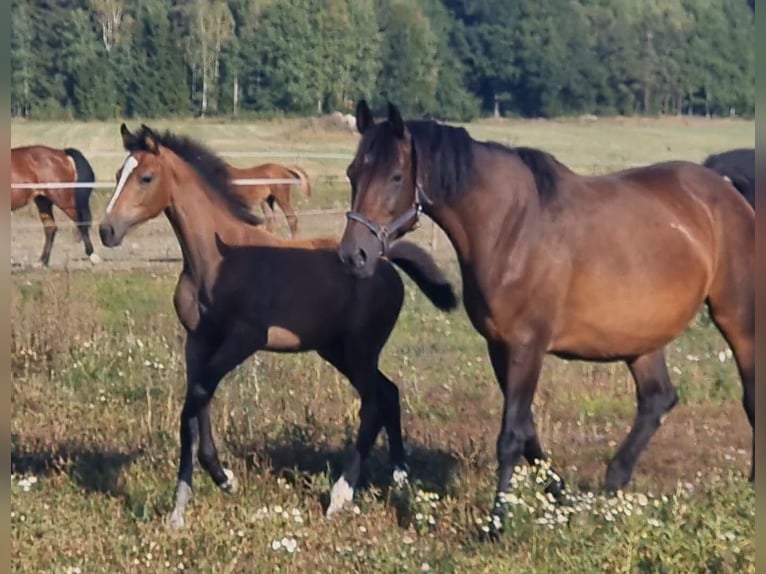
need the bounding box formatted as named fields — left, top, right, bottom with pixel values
left=356, top=248, right=367, bottom=267
left=99, top=223, right=114, bottom=246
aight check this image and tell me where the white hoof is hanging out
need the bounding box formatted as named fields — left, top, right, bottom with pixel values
left=167, top=509, right=186, bottom=530
left=89, top=252, right=101, bottom=265
left=326, top=476, right=354, bottom=517
left=392, top=468, right=409, bottom=488
left=221, top=468, right=238, bottom=494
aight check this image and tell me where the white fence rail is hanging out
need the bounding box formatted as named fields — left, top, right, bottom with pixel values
left=82, top=150, right=355, bottom=160
left=11, top=178, right=310, bottom=190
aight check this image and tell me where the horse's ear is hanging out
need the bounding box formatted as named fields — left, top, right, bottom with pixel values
left=356, top=99, right=374, bottom=134
left=120, top=123, right=135, bottom=147
left=387, top=102, right=404, bottom=139
left=140, top=125, right=160, bottom=155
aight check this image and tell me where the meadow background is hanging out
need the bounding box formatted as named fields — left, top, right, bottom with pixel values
left=10, top=116, right=755, bottom=573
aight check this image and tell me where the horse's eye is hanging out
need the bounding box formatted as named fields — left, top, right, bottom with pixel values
left=391, top=173, right=403, bottom=184
left=140, top=174, right=154, bottom=185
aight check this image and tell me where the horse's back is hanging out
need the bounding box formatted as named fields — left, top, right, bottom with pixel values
left=12, top=145, right=74, bottom=183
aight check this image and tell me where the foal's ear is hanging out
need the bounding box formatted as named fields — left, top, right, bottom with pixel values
left=140, top=124, right=160, bottom=155
left=120, top=123, right=136, bottom=147
left=387, top=102, right=404, bottom=139
left=356, top=99, right=374, bottom=134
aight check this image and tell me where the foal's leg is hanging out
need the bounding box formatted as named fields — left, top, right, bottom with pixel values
left=34, top=196, right=57, bottom=266
left=486, top=341, right=560, bottom=527
left=169, top=335, right=211, bottom=529
left=377, top=371, right=408, bottom=485
left=169, top=330, right=261, bottom=529
left=605, top=350, right=678, bottom=492
left=321, top=344, right=389, bottom=516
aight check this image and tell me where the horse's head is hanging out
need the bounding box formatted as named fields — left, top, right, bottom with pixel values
left=338, top=100, right=426, bottom=278
left=99, top=124, right=172, bottom=247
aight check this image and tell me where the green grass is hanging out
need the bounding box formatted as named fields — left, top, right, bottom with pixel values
left=11, top=268, right=753, bottom=573
left=11, top=117, right=754, bottom=572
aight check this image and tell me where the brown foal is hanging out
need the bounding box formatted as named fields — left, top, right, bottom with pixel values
left=98, top=124, right=457, bottom=528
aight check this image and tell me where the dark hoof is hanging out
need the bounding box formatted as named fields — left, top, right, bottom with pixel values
left=604, top=462, right=631, bottom=493
left=544, top=475, right=567, bottom=503
left=478, top=519, right=504, bottom=543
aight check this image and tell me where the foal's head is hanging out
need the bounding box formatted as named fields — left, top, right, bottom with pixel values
left=339, top=101, right=424, bottom=278
left=99, top=124, right=177, bottom=247
left=99, top=124, right=257, bottom=247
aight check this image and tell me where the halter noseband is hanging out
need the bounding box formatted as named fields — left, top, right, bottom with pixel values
left=345, top=182, right=430, bottom=255
left=345, top=136, right=431, bottom=256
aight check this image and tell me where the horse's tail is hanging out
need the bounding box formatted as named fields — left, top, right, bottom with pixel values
left=387, top=241, right=458, bottom=312
left=287, top=166, right=312, bottom=198
left=64, top=147, right=95, bottom=232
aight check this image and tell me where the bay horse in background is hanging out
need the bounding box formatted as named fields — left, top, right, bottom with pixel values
left=227, top=162, right=312, bottom=237
left=702, top=148, right=755, bottom=208
left=11, top=145, right=99, bottom=266
left=98, top=124, right=457, bottom=529
left=339, top=101, right=754, bottom=537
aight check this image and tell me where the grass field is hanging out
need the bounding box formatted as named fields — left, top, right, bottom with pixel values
left=10, top=117, right=755, bottom=572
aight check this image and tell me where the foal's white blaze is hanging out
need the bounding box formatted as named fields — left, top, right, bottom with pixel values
left=106, top=155, right=138, bottom=214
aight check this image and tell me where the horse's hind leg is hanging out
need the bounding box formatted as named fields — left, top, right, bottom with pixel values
left=605, top=350, right=678, bottom=492
left=33, top=196, right=57, bottom=266
left=59, top=204, right=98, bottom=263
left=320, top=343, right=394, bottom=516
left=261, top=197, right=276, bottom=233
left=274, top=189, right=299, bottom=237
left=707, top=287, right=755, bottom=482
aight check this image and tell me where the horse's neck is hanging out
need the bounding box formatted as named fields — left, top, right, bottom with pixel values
left=165, top=175, right=283, bottom=286
left=426, top=182, right=539, bottom=283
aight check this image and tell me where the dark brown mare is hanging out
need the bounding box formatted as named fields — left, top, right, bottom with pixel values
left=227, top=162, right=312, bottom=237
left=98, top=124, right=457, bottom=528
left=338, top=101, right=754, bottom=535
left=11, top=145, right=99, bottom=266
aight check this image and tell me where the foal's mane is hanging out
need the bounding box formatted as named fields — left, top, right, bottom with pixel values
left=363, top=120, right=564, bottom=207
left=125, top=126, right=264, bottom=226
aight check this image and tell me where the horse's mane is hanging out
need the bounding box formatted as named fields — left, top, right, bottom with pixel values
left=361, top=120, right=563, bottom=207
left=125, top=126, right=264, bottom=226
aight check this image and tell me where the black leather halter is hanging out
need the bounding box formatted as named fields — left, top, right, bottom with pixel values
left=345, top=140, right=430, bottom=255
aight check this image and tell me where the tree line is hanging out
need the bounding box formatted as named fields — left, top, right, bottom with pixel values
left=10, top=0, right=755, bottom=121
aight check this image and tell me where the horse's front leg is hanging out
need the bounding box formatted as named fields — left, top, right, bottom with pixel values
left=168, top=327, right=263, bottom=529
left=485, top=339, right=564, bottom=537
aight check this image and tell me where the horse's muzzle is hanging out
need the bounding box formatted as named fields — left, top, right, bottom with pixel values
left=98, top=221, right=122, bottom=247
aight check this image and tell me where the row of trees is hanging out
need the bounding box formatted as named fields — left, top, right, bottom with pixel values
left=10, top=0, right=755, bottom=121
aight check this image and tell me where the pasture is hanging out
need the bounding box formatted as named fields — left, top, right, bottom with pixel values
left=11, top=116, right=755, bottom=572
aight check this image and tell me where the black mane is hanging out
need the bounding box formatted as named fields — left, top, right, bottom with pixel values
left=360, top=119, right=562, bottom=206
left=125, top=126, right=264, bottom=225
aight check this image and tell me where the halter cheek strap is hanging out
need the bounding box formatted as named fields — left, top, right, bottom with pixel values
left=346, top=182, right=431, bottom=255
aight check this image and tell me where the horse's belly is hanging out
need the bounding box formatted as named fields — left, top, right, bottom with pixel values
left=551, top=280, right=707, bottom=360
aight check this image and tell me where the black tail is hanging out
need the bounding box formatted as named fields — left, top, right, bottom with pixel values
left=388, top=241, right=458, bottom=312
left=64, top=147, right=95, bottom=232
